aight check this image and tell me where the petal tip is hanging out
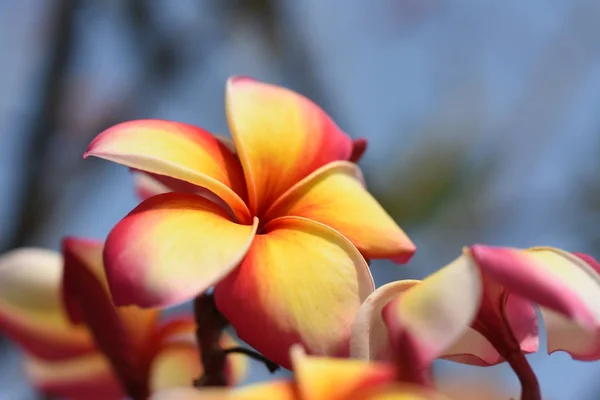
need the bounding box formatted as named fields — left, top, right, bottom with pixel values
left=227, top=75, right=257, bottom=87
left=390, top=240, right=417, bottom=264
left=349, top=138, right=368, bottom=163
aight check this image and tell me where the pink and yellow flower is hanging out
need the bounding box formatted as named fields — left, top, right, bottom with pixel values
left=0, top=241, right=246, bottom=400
left=85, top=77, right=415, bottom=367
left=149, top=346, right=507, bottom=400
left=350, top=246, right=600, bottom=378
left=62, top=237, right=247, bottom=399
left=0, top=248, right=122, bottom=400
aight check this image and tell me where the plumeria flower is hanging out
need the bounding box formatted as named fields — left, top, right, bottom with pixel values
left=0, top=248, right=122, bottom=400
left=84, top=77, right=415, bottom=367
left=62, top=237, right=247, bottom=400
left=149, top=346, right=507, bottom=400
left=350, top=245, right=600, bottom=398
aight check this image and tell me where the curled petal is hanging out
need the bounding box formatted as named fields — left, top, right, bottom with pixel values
left=472, top=246, right=600, bottom=328
left=382, top=253, right=482, bottom=370
left=573, top=252, right=600, bottom=274
left=104, top=193, right=258, bottom=308
left=350, top=280, right=420, bottom=361
left=542, top=309, right=600, bottom=360
left=265, top=162, right=415, bottom=263
left=214, top=216, right=374, bottom=368
left=85, top=119, right=250, bottom=223
left=63, top=237, right=160, bottom=399
left=0, top=249, right=95, bottom=360
left=471, top=245, right=600, bottom=360
left=291, top=345, right=394, bottom=400
left=24, top=353, right=123, bottom=400
left=226, top=77, right=353, bottom=216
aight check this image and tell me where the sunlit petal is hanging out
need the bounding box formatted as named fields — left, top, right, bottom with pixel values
left=382, top=254, right=482, bottom=370
left=0, top=249, right=95, bottom=360
left=291, top=345, right=394, bottom=400
left=226, top=77, right=353, bottom=216
left=265, top=162, right=415, bottom=263
left=150, top=381, right=297, bottom=400
left=85, top=119, right=250, bottom=222
left=24, top=353, right=123, bottom=400
left=149, top=342, right=202, bottom=393
left=343, top=384, right=452, bottom=400
left=214, top=216, right=374, bottom=368
left=104, top=193, right=258, bottom=308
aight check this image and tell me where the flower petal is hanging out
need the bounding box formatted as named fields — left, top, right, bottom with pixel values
left=343, top=384, right=452, bottom=400
left=441, top=328, right=502, bottom=366
left=214, top=216, right=374, bottom=368
left=350, top=280, right=420, bottom=361
left=133, top=171, right=171, bottom=201
left=62, top=237, right=160, bottom=399
left=471, top=246, right=600, bottom=330
left=291, top=345, right=394, bottom=400
left=149, top=342, right=202, bottom=393
left=104, top=193, right=258, bottom=308
left=24, top=353, right=123, bottom=400
left=85, top=119, right=251, bottom=223
left=150, top=381, right=297, bottom=400
left=350, top=138, right=368, bottom=163
left=542, top=309, right=600, bottom=360
left=226, top=77, right=353, bottom=216
left=265, top=162, right=415, bottom=263
left=382, top=253, right=482, bottom=370
left=0, top=249, right=95, bottom=360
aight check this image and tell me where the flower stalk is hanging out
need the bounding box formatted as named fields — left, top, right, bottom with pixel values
left=193, top=293, right=280, bottom=388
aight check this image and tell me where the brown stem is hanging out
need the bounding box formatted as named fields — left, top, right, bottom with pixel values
left=193, top=294, right=229, bottom=387
left=192, top=294, right=281, bottom=388
left=478, top=293, right=542, bottom=400
left=503, top=350, right=541, bottom=400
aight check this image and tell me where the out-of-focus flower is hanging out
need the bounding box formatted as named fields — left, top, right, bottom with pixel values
left=84, top=76, right=415, bottom=367
left=148, top=346, right=507, bottom=400
left=0, top=248, right=122, bottom=400
left=62, top=237, right=247, bottom=400
left=350, top=246, right=600, bottom=373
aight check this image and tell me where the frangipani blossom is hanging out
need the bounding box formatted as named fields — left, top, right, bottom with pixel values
left=149, top=346, right=507, bottom=400
left=62, top=238, right=247, bottom=400
left=350, top=245, right=600, bottom=390
left=0, top=248, right=122, bottom=400
left=85, top=77, right=415, bottom=367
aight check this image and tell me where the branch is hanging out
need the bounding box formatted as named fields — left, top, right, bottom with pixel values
left=4, top=0, right=77, bottom=251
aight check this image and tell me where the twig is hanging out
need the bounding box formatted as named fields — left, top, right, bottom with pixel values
left=222, top=346, right=280, bottom=373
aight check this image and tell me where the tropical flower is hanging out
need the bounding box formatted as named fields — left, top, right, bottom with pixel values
left=62, top=237, right=247, bottom=400
left=84, top=76, right=415, bottom=367
left=149, top=346, right=507, bottom=400
left=350, top=245, right=600, bottom=393
left=0, top=248, right=122, bottom=400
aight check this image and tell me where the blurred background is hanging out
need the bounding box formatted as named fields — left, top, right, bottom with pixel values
left=1, top=0, right=599, bottom=399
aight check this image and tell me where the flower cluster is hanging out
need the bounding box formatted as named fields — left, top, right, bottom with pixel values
left=0, top=77, right=599, bottom=400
